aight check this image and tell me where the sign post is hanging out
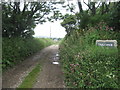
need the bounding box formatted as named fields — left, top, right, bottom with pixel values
left=96, top=40, right=117, bottom=47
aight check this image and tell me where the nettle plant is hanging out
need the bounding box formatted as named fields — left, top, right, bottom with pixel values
left=84, top=22, right=118, bottom=45
left=60, top=25, right=119, bottom=88
left=94, top=21, right=113, bottom=31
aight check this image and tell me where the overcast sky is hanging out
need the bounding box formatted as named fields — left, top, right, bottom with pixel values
left=33, top=21, right=67, bottom=38
left=33, top=0, right=88, bottom=38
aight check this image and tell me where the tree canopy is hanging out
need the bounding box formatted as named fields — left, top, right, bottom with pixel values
left=61, top=1, right=120, bottom=35
left=2, top=2, right=64, bottom=38
left=2, top=1, right=120, bottom=38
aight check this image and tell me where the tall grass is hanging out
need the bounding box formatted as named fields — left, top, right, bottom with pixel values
left=2, top=37, right=54, bottom=69
left=59, top=28, right=119, bottom=88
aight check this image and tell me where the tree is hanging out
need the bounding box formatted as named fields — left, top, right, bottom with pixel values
left=77, top=0, right=83, bottom=13
left=108, top=2, right=120, bottom=32
left=83, top=0, right=101, bottom=16
left=61, top=1, right=120, bottom=34
left=61, top=14, right=76, bottom=35
left=2, top=2, right=64, bottom=38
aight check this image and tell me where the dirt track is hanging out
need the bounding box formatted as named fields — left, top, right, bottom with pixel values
left=2, top=45, right=65, bottom=88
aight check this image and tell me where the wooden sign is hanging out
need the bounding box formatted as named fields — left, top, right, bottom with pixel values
left=96, top=40, right=117, bottom=47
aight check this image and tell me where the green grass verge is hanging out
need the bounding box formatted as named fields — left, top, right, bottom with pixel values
left=59, top=29, right=119, bottom=88
left=17, top=64, right=41, bottom=88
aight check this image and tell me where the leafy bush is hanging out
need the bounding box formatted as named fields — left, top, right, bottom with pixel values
left=2, top=37, right=54, bottom=69
left=88, top=14, right=110, bottom=27
left=59, top=25, right=119, bottom=88
left=108, top=2, right=120, bottom=31
left=61, top=14, right=77, bottom=34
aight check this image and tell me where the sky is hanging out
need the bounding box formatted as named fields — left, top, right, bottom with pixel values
left=33, top=21, right=66, bottom=38
left=33, top=0, right=88, bottom=38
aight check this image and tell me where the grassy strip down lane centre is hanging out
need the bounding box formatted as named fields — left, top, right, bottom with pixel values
left=18, top=64, right=41, bottom=88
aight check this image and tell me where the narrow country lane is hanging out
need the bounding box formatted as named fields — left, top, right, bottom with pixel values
left=33, top=45, right=65, bottom=88
left=2, top=45, right=65, bottom=88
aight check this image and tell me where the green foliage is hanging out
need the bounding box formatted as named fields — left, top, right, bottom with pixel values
left=61, top=2, right=120, bottom=34
left=77, top=12, right=90, bottom=29
left=59, top=24, right=119, bottom=88
left=2, top=2, right=64, bottom=38
left=108, top=2, right=120, bottom=31
left=84, top=22, right=119, bottom=45
left=60, top=2, right=120, bottom=87
left=61, top=14, right=76, bottom=34
left=88, top=14, right=110, bottom=27
left=2, top=38, right=54, bottom=69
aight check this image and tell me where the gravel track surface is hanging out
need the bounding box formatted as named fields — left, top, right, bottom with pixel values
left=2, top=45, right=65, bottom=88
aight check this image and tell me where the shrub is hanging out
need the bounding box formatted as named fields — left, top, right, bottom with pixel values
left=2, top=37, right=54, bottom=69
left=59, top=25, right=119, bottom=88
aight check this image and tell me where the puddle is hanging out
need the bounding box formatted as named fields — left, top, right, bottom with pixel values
left=55, top=57, right=59, bottom=60
left=53, top=57, right=56, bottom=60
left=53, top=53, right=59, bottom=61
left=52, top=53, right=60, bottom=64
left=52, top=62, right=59, bottom=65
left=56, top=53, right=59, bottom=57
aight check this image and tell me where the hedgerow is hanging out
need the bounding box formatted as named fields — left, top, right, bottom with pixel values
left=59, top=25, right=119, bottom=88
left=2, top=37, right=54, bottom=69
